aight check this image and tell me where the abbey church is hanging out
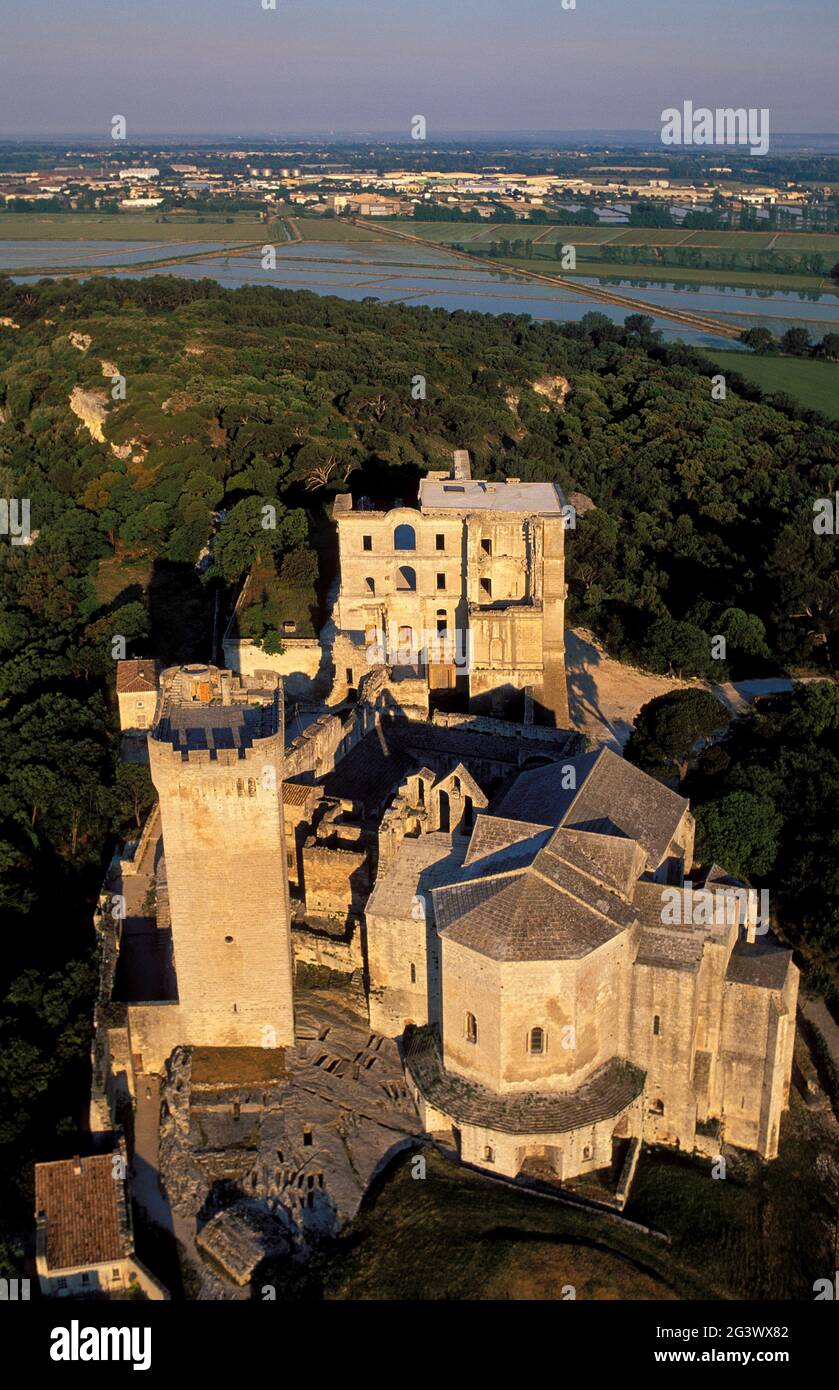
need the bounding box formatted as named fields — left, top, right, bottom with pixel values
left=92, top=451, right=797, bottom=1278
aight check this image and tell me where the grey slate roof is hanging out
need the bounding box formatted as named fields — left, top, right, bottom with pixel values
left=366, top=834, right=468, bottom=922
left=492, top=747, right=689, bottom=870
left=726, top=938, right=794, bottom=991
left=560, top=748, right=689, bottom=868
left=405, top=1026, right=645, bottom=1135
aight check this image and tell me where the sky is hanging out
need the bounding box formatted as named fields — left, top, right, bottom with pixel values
left=0, top=0, right=837, bottom=139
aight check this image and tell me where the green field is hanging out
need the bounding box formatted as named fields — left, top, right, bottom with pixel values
left=288, top=215, right=385, bottom=242
left=388, top=220, right=839, bottom=255
left=495, top=253, right=837, bottom=294
left=702, top=349, right=839, bottom=418
left=0, top=211, right=279, bottom=242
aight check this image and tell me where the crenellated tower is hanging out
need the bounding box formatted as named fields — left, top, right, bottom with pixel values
left=147, top=664, right=295, bottom=1051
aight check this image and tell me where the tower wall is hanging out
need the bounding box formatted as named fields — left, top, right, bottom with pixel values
left=148, top=690, right=295, bottom=1051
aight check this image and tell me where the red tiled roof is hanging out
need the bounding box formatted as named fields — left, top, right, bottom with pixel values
left=116, top=659, right=159, bottom=694
left=35, top=1155, right=128, bottom=1271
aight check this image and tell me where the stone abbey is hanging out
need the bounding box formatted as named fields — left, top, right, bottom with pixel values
left=93, top=451, right=797, bottom=1273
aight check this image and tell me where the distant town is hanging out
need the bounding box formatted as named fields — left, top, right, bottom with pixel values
left=1, top=139, right=838, bottom=231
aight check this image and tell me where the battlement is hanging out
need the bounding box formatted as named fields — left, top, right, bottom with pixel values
left=151, top=664, right=284, bottom=762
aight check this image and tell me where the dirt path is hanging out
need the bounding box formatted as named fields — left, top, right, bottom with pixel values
left=566, top=628, right=800, bottom=749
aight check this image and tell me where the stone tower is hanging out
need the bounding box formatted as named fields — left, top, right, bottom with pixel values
left=148, top=664, right=295, bottom=1050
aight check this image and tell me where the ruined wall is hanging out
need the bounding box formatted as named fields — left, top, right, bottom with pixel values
left=223, top=636, right=326, bottom=700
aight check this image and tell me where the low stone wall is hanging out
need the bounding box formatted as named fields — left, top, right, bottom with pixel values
left=223, top=635, right=328, bottom=700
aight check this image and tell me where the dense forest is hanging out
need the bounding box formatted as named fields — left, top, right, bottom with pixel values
left=0, top=273, right=837, bottom=1269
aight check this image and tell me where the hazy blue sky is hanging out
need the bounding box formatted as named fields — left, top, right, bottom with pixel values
left=0, top=0, right=836, bottom=137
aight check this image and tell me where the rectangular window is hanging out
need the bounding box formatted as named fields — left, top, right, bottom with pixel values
left=365, top=577, right=375, bottom=594
left=436, top=572, right=446, bottom=590
left=653, top=1015, right=661, bottom=1036
left=410, top=963, right=416, bottom=984
left=363, top=535, right=372, bottom=551
left=481, top=538, right=492, bottom=556
left=480, top=578, right=492, bottom=599
left=435, top=534, right=445, bottom=551
left=303, top=1126, right=313, bottom=1146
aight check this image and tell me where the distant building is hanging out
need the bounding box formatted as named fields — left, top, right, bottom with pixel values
left=116, top=659, right=161, bottom=732
left=34, top=1149, right=167, bottom=1298
left=118, top=167, right=159, bottom=181
left=332, top=452, right=570, bottom=727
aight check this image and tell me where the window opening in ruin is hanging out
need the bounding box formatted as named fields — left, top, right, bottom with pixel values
left=436, top=572, right=446, bottom=590
left=345, top=667, right=353, bottom=684
left=529, top=1026, right=544, bottom=1054
left=653, top=1015, right=661, bottom=1035
left=394, top=523, right=416, bottom=551
left=436, top=533, right=445, bottom=550
left=463, top=795, right=474, bottom=829
left=583, top=1146, right=592, bottom=1160
left=465, top=1012, right=477, bottom=1044
left=396, top=565, right=417, bottom=592
left=481, top=538, right=492, bottom=556
left=483, top=1146, right=495, bottom=1162
left=480, top=578, right=492, bottom=598
left=365, top=577, right=375, bottom=594
left=410, top=962, right=417, bottom=983
left=650, top=1098, right=664, bottom=1115
left=438, top=789, right=450, bottom=832
left=363, top=535, right=372, bottom=551
left=303, top=1127, right=313, bottom=1145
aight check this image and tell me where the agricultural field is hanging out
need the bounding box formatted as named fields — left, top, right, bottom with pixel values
left=701, top=348, right=839, bottom=419
left=496, top=253, right=837, bottom=293
left=288, top=215, right=386, bottom=242
left=391, top=220, right=839, bottom=256
left=0, top=210, right=279, bottom=241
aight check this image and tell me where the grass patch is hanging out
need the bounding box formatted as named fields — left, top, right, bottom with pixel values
left=386, top=221, right=839, bottom=255
left=93, top=548, right=153, bottom=606
left=493, top=255, right=836, bottom=295
left=625, top=1089, right=835, bottom=1300
left=237, top=551, right=319, bottom=643
left=289, top=217, right=385, bottom=243
left=258, top=1148, right=707, bottom=1301
left=0, top=211, right=275, bottom=242
left=701, top=349, right=839, bottom=419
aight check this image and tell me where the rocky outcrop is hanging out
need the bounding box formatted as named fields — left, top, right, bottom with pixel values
left=69, top=385, right=108, bottom=443
left=531, top=373, right=571, bottom=408
left=68, top=331, right=92, bottom=352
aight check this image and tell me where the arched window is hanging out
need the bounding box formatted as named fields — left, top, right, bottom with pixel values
left=529, top=1026, right=545, bottom=1055
left=365, top=576, right=375, bottom=594
left=396, top=565, right=416, bottom=592
left=465, top=1012, right=477, bottom=1044
left=394, top=523, right=416, bottom=551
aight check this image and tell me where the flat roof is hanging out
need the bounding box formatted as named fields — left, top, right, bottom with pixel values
left=418, top=478, right=565, bottom=515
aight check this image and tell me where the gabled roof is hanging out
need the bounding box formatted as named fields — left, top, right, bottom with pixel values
left=492, top=747, right=689, bottom=870
left=35, top=1154, right=130, bottom=1272
left=560, top=748, right=689, bottom=869
left=462, top=814, right=552, bottom=872
left=116, top=658, right=160, bottom=694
